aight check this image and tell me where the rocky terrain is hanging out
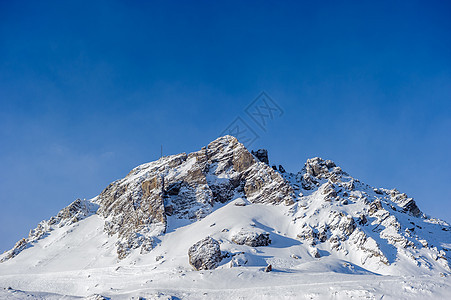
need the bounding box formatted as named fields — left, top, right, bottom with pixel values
left=0, top=135, right=450, bottom=299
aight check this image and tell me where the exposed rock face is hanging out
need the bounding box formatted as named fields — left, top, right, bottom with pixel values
left=97, top=169, right=167, bottom=259
left=232, top=231, right=271, bottom=247
left=251, top=149, right=269, bottom=164
left=188, top=237, right=222, bottom=270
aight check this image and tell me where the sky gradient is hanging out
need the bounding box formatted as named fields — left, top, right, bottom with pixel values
left=0, top=0, right=450, bottom=252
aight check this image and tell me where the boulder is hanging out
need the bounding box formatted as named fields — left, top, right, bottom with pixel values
left=232, top=231, right=271, bottom=247
left=264, top=264, right=272, bottom=272
left=234, top=198, right=247, bottom=206
left=188, top=237, right=222, bottom=270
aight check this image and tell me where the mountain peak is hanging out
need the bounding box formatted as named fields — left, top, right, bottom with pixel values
left=1, top=135, right=450, bottom=282
left=303, top=157, right=342, bottom=178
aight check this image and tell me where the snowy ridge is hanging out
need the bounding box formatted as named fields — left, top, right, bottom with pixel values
left=0, top=198, right=97, bottom=263
left=282, top=157, right=450, bottom=275
left=0, top=135, right=450, bottom=299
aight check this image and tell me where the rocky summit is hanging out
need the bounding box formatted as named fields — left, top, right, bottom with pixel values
left=0, top=135, right=450, bottom=299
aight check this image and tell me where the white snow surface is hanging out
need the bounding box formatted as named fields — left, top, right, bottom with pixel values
left=0, top=136, right=450, bottom=299
left=1, top=200, right=450, bottom=299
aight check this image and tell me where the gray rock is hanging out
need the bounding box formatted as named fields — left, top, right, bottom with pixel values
left=264, top=264, right=272, bottom=272
left=188, top=237, right=222, bottom=270
left=323, top=182, right=338, bottom=201
left=232, top=231, right=271, bottom=247
left=297, top=225, right=316, bottom=243
left=389, top=192, right=422, bottom=217
left=369, top=199, right=383, bottom=215
left=358, top=214, right=368, bottom=225
left=338, top=216, right=356, bottom=236
left=251, top=149, right=269, bottom=164
left=165, top=181, right=182, bottom=196
left=400, top=198, right=422, bottom=217
left=234, top=198, right=247, bottom=206
left=300, top=173, right=318, bottom=190
left=309, top=247, right=321, bottom=258
left=303, top=157, right=344, bottom=179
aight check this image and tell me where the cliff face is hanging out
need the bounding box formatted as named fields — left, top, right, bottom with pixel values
left=1, top=135, right=449, bottom=277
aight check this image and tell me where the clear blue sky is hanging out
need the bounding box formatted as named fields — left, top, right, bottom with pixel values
left=0, top=1, right=450, bottom=252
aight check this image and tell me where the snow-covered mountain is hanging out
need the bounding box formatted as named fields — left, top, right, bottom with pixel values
left=1, top=135, right=450, bottom=299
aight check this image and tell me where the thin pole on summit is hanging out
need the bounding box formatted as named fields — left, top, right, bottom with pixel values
left=161, top=145, right=163, bottom=158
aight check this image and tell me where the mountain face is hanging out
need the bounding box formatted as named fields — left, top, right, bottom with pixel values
left=94, top=136, right=294, bottom=260
left=1, top=136, right=450, bottom=281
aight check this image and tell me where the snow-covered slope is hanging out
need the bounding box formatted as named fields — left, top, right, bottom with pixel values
left=0, top=135, right=450, bottom=299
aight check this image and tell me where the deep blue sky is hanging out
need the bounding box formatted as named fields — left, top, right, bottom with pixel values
left=0, top=1, right=450, bottom=252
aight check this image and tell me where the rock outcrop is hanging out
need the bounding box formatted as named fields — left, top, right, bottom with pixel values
left=251, top=149, right=269, bottom=164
